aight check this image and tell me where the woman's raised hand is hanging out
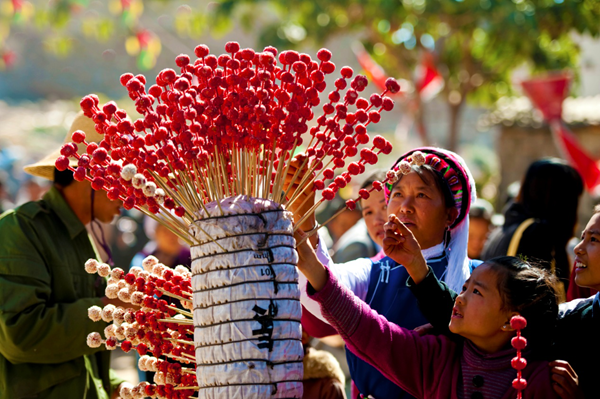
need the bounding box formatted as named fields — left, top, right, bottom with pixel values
left=383, top=214, right=429, bottom=284
left=294, top=229, right=327, bottom=292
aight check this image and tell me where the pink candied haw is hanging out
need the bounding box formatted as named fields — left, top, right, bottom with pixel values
left=359, top=189, right=370, bottom=199
left=510, top=315, right=527, bottom=330
left=512, top=378, right=527, bottom=391
left=385, top=77, right=401, bottom=94
left=511, top=335, right=527, bottom=350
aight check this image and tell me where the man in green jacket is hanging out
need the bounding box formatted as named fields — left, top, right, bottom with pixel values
left=0, top=113, right=128, bottom=398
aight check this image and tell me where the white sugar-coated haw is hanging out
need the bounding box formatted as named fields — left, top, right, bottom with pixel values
left=118, top=288, right=132, bottom=302
left=84, top=259, right=99, bottom=274
left=117, top=279, right=127, bottom=290
left=119, top=385, right=133, bottom=399
left=139, top=355, right=150, bottom=371
left=142, top=255, right=159, bottom=272
left=101, top=304, right=116, bottom=322
left=120, top=164, right=137, bottom=181
left=132, top=173, right=146, bottom=189
left=399, top=161, right=412, bottom=175
left=386, top=170, right=399, bottom=184
left=154, top=188, right=165, bottom=205
left=97, top=263, right=111, bottom=277
left=88, top=306, right=102, bottom=322
left=111, top=267, right=125, bottom=280
left=86, top=332, right=103, bottom=348
left=154, top=371, right=166, bottom=385
left=412, top=151, right=426, bottom=166
left=131, top=384, right=145, bottom=399
left=104, top=324, right=116, bottom=338
left=130, top=266, right=143, bottom=277
left=131, top=292, right=145, bottom=306
left=142, top=182, right=157, bottom=197
left=113, top=307, right=126, bottom=325
left=114, top=325, right=126, bottom=341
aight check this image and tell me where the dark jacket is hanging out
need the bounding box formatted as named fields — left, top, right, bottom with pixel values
left=482, top=202, right=571, bottom=289
left=0, top=187, right=123, bottom=398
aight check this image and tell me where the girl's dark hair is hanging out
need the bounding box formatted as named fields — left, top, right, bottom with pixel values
left=487, top=256, right=559, bottom=355
left=392, top=164, right=455, bottom=210
left=54, top=167, right=75, bottom=187
left=517, top=158, right=583, bottom=241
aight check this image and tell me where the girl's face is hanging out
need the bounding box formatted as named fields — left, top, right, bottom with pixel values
left=361, top=186, right=387, bottom=247
left=387, top=171, right=457, bottom=250
left=449, top=263, right=516, bottom=353
left=574, top=213, right=600, bottom=291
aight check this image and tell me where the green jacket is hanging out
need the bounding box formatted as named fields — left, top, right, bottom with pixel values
left=0, top=187, right=124, bottom=398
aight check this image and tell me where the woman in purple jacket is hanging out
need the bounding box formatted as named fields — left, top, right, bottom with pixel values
left=295, top=215, right=561, bottom=399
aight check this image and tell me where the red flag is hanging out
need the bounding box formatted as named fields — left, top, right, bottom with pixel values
left=522, top=73, right=600, bottom=192
left=415, top=52, right=444, bottom=102
left=352, top=42, right=397, bottom=95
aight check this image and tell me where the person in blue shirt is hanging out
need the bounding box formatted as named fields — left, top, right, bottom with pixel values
left=296, top=147, right=481, bottom=399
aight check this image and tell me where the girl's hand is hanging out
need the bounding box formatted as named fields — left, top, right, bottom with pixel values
left=383, top=214, right=428, bottom=284
left=295, top=229, right=327, bottom=291
left=550, top=360, right=584, bottom=399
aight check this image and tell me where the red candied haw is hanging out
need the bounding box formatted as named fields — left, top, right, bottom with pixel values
left=323, top=168, right=334, bottom=180
left=174, top=206, right=186, bottom=217
left=121, top=341, right=132, bottom=353
left=382, top=97, right=395, bottom=111
left=119, top=73, right=134, bottom=86
left=334, top=176, right=346, bottom=188
left=74, top=167, right=86, bottom=182
left=311, top=70, right=325, bottom=83
left=317, top=48, right=332, bottom=62
left=91, top=177, right=105, bottom=191
left=369, top=111, right=382, bottom=123
left=136, top=343, right=148, bottom=356
left=370, top=93, right=383, bottom=107
left=134, top=74, right=146, bottom=85
left=340, top=66, right=353, bottom=79
left=107, top=187, right=120, bottom=200
left=92, top=148, right=108, bottom=164
left=144, top=385, right=156, bottom=396
left=355, top=109, right=369, bottom=123
left=356, top=98, right=369, bottom=109
left=258, top=52, right=275, bottom=66
left=314, top=179, right=325, bottom=190
left=321, top=61, right=336, bottom=74
left=372, top=135, right=387, bottom=149
left=334, top=78, right=347, bottom=91
left=175, top=54, right=190, bottom=67
left=510, top=315, right=527, bottom=330
left=126, top=78, right=143, bottom=92
left=124, top=273, right=136, bottom=285
left=224, top=41, right=241, bottom=54
left=359, top=189, right=370, bottom=199
left=348, top=162, right=360, bottom=175
left=328, top=91, right=341, bottom=103
left=512, top=378, right=527, bottom=391
left=60, top=143, right=77, bottom=157
left=333, top=158, right=345, bottom=168
left=321, top=188, right=335, bottom=200
left=55, top=156, right=70, bottom=171
left=194, top=44, right=210, bottom=58
left=372, top=180, right=383, bottom=191
left=292, top=61, right=306, bottom=73
left=148, top=84, right=162, bottom=98
left=385, top=77, right=401, bottom=94
left=345, top=146, right=358, bottom=157
left=382, top=142, right=393, bottom=155
left=511, top=336, right=527, bottom=350
left=160, top=68, right=177, bottom=84
left=103, top=101, right=117, bottom=116
left=78, top=155, right=90, bottom=167
left=346, top=199, right=356, bottom=210
left=511, top=357, right=527, bottom=370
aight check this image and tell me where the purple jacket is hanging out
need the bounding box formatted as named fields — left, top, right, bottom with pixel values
left=309, top=269, right=559, bottom=399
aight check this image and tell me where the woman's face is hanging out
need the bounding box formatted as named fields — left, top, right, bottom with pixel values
left=361, top=186, right=387, bottom=247
left=386, top=170, right=457, bottom=250
left=449, top=263, right=515, bottom=353
left=574, top=213, right=600, bottom=291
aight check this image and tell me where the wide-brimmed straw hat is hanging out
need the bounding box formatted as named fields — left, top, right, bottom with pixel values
left=23, top=111, right=104, bottom=181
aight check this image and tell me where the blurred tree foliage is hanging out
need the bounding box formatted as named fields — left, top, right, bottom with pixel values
left=204, top=0, right=600, bottom=149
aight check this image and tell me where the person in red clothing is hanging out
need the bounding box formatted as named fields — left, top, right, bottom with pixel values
left=295, top=215, right=561, bottom=399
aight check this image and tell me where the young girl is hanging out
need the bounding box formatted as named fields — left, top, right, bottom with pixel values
left=292, top=147, right=480, bottom=398
left=295, top=215, right=560, bottom=399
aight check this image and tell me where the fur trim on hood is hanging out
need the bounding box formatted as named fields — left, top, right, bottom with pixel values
left=302, top=347, right=346, bottom=385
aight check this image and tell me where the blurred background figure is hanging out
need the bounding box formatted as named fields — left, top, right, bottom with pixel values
left=301, top=330, right=347, bottom=399
left=332, top=171, right=387, bottom=263
left=14, top=175, right=50, bottom=205
left=130, top=216, right=191, bottom=270
left=316, top=192, right=362, bottom=256
left=482, top=158, right=584, bottom=296
left=0, top=176, right=15, bottom=214
left=467, top=198, right=494, bottom=259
